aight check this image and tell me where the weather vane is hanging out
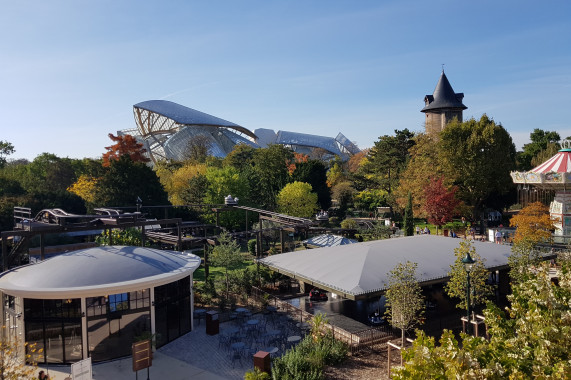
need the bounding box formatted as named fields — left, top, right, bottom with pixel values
left=441, top=63, right=445, bottom=72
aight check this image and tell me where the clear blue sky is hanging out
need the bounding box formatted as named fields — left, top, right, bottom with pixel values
left=2, top=0, right=570, bottom=161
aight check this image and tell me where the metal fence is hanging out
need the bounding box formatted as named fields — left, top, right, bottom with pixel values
left=249, top=287, right=398, bottom=354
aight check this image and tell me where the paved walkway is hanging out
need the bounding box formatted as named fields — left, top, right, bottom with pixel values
left=35, top=310, right=300, bottom=380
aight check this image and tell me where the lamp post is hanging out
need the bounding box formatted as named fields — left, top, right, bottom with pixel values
left=462, top=251, right=476, bottom=334
left=136, top=196, right=142, bottom=213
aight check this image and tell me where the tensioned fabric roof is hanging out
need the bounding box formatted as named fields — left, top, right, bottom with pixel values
left=259, top=235, right=512, bottom=300
left=0, top=246, right=201, bottom=299
left=303, top=234, right=357, bottom=248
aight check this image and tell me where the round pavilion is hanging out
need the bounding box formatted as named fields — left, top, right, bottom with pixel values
left=0, top=246, right=201, bottom=364
left=511, top=140, right=571, bottom=236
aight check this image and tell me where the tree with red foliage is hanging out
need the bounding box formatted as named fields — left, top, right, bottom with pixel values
left=102, top=133, right=150, bottom=167
left=423, top=176, right=460, bottom=235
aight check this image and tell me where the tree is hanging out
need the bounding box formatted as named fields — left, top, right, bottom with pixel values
left=359, top=129, right=415, bottom=197
left=291, top=159, right=331, bottom=210
left=393, top=259, right=571, bottom=379
left=0, top=140, right=15, bottom=168
left=509, top=201, right=554, bottom=245
left=423, top=176, right=460, bottom=235
left=67, top=174, right=99, bottom=206
left=384, top=261, right=425, bottom=347
left=183, top=134, right=212, bottom=163
left=223, top=144, right=256, bottom=171
left=203, top=166, right=251, bottom=229
left=331, top=181, right=355, bottom=217
left=0, top=326, right=41, bottom=380
left=530, top=142, right=560, bottom=168
left=102, top=133, right=150, bottom=167
left=161, top=163, right=208, bottom=205
left=353, top=188, right=389, bottom=212
left=444, top=241, right=493, bottom=311
left=276, top=182, right=318, bottom=218
left=395, top=133, right=444, bottom=216
left=518, top=128, right=560, bottom=170
left=93, top=155, right=168, bottom=208
left=209, top=231, right=243, bottom=303
left=403, top=192, right=414, bottom=236
left=252, top=145, right=293, bottom=210
left=439, top=115, right=516, bottom=218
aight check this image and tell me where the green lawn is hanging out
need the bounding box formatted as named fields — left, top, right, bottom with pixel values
left=193, top=253, right=257, bottom=282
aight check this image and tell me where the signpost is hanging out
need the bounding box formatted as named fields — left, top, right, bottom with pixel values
left=71, top=357, right=92, bottom=380
left=132, top=339, right=152, bottom=380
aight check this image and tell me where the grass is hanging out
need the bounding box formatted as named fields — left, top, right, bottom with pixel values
left=193, top=253, right=257, bottom=282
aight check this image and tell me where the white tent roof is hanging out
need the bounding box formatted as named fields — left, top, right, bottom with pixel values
left=0, top=246, right=201, bottom=299
left=259, top=235, right=512, bottom=300
left=303, top=234, right=357, bottom=247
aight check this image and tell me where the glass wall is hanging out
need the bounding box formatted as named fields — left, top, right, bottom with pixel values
left=86, top=289, right=150, bottom=362
left=154, top=276, right=191, bottom=347
left=24, top=298, right=82, bottom=364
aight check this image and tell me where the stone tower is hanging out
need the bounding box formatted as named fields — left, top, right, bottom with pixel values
left=421, top=71, right=467, bottom=134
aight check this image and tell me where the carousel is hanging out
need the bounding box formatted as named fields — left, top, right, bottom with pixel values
left=511, top=140, right=571, bottom=236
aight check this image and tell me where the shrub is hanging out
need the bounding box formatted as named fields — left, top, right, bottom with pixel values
left=271, top=333, right=348, bottom=379
left=248, top=239, right=257, bottom=255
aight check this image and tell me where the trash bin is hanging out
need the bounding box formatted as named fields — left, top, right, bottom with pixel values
left=206, top=310, right=219, bottom=335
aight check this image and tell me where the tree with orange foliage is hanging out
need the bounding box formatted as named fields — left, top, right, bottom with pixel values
left=509, top=201, right=554, bottom=245
left=102, top=133, right=149, bottom=167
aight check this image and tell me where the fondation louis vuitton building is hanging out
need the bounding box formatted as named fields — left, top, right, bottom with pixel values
left=121, top=100, right=360, bottom=164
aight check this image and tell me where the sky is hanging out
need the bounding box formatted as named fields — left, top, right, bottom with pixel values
left=2, top=0, right=571, bottom=161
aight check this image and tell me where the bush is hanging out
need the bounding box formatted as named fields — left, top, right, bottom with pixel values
left=248, top=239, right=257, bottom=255
left=271, top=334, right=348, bottom=380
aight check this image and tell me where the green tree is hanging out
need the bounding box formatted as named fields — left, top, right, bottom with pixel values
left=277, top=181, right=318, bottom=218
left=252, top=145, right=294, bottom=210
left=0, top=140, right=15, bottom=168
left=518, top=128, right=560, bottom=170
left=93, top=155, right=169, bottom=208
left=359, top=129, right=415, bottom=197
left=203, top=166, right=251, bottom=229
left=439, top=115, right=516, bottom=218
left=384, top=261, right=424, bottom=346
left=444, top=240, right=493, bottom=311
left=393, top=259, right=571, bottom=379
left=291, top=159, right=331, bottom=210
left=331, top=181, right=355, bottom=217
left=209, top=231, right=243, bottom=302
left=403, top=192, right=414, bottom=236
left=353, top=188, right=389, bottom=212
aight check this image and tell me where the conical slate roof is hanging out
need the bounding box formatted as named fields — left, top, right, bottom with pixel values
left=422, top=72, right=467, bottom=112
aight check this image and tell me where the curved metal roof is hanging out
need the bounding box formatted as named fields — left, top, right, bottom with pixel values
left=421, top=72, right=467, bottom=112
left=0, top=246, right=201, bottom=298
left=134, top=100, right=257, bottom=139
left=260, top=235, right=511, bottom=300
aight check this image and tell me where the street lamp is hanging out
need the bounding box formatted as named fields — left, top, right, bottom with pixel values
left=136, top=196, right=142, bottom=213
left=462, top=250, right=476, bottom=334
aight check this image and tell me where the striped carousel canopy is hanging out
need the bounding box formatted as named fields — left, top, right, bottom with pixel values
left=531, top=149, right=571, bottom=174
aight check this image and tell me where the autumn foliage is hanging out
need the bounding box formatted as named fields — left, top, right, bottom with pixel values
left=423, top=176, right=460, bottom=234
left=102, top=133, right=149, bottom=167
left=509, top=201, right=554, bottom=244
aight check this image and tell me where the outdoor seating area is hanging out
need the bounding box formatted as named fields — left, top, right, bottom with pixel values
left=215, top=305, right=310, bottom=368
